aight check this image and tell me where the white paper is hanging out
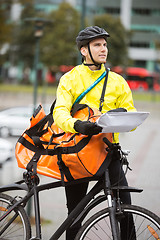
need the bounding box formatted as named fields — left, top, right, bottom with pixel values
left=96, top=111, right=149, bottom=133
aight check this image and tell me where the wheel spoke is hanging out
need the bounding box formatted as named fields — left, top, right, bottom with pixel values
left=0, top=193, right=31, bottom=240
left=76, top=204, right=160, bottom=240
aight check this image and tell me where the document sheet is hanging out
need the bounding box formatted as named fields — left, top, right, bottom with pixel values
left=96, top=112, right=149, bottom=133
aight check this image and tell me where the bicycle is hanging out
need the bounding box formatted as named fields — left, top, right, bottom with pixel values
left=0, top=137, right=160, bottom=240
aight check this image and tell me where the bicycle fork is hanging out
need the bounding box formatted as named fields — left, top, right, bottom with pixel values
left=104, top=169, right=120, bottom=240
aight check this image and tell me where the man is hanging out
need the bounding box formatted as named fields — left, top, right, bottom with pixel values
left=53, top=26, right=136, bottom=239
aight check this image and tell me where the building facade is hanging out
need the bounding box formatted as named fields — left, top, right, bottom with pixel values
left=10, top=0, right=160, bottom=72
left=95, top=0, right=160, bottom=72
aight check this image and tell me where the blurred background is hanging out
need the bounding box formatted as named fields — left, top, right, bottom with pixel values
left=0, top=0, right=160, bottom=239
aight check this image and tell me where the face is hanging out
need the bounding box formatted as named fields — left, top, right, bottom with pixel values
left=81, top=38, right=108, bottom=65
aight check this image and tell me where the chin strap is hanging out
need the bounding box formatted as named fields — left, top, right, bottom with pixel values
left=83, top=62, right=100, bottom=67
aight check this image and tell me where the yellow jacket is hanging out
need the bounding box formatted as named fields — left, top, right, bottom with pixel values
left=53, top=63, right=136, bottom=143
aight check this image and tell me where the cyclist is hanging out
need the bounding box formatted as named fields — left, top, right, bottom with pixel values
left=53, top=26, right=136, bottom=240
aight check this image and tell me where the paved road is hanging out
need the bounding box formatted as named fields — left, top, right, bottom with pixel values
left=0, top=98, right=160, bottom=239
left=120, top=101, right=160, bottom=215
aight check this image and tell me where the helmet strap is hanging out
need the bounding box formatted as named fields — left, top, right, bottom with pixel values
left=81, top=55, right=95, bottom=66
left=83, top=43, right=101, bottom=68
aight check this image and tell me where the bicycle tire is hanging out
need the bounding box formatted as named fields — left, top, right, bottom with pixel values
left=75, top=204, right=160, bottom=240
left=0, top=193, right=31, bottom=240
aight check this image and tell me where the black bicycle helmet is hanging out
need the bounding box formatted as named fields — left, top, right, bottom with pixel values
left=76, top=26, right=110, bottom=50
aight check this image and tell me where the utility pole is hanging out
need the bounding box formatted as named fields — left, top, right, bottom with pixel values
left=77, top=0, right=86, bottom=64
left=24, top=18, right=52, bottom=111
left=24, top=17, right=51, bottom=218
left=81, top=0, right=86, bottom=30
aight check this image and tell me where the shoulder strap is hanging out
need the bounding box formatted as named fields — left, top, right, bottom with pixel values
left=73, top=70, right=107, bottom=106
left=99, top=68, right=110, bottom=112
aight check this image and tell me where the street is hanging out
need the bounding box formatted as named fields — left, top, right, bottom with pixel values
left=0, top=100, right=160, bottom=239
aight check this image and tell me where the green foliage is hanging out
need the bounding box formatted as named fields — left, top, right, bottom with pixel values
left=0, top=10, right=10, bottom=46
left=15, top=2, right=80, bottom=68
left=41, top=2, right=80, bottom=66
left=94, top=14, right=130, bottom=66
left=15, top=0, right=45, bottom=68
left=2, top=1, right=129, bottom=69
left=0, top=1, right=12, bottom=64
left=1, top=83, right=160, bottom=103
left=0, top=83, right=57, bottom=96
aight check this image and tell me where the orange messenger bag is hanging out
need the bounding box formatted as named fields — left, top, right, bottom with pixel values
left=15, top=103, right=113, bottom=182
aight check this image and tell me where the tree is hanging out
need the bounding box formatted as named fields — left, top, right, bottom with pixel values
left=7, top=2, right=129, bottom=71
left=41, top=2, right=80, bottom=66
left=15, top=2, right=80, bottom=68
left=94, top=14, right=130, bottom=67
left=0, top=1, right=12, bottom=64
left=15, top=0, right=46, bottom=68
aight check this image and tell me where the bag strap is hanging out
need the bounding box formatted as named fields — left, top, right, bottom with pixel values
left=73, top=68, right=110, bottom=112
left=99, top=68, right=109, bottom=112
left=71, top=103, right=91, bottom=118
left=73, top=70, right=107, bottom=106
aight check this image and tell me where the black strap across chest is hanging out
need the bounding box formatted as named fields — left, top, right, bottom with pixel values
left=99, top=68, right=109, bottom=112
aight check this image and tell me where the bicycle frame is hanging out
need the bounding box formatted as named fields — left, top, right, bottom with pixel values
left=0, top=167, right=143, bottom=240
left=0, top=172, right=105, bottom=239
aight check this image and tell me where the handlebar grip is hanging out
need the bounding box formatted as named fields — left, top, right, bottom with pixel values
left=103, top=137, right=114, bottom=149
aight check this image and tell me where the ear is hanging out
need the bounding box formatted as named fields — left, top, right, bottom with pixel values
left=80, top=46, right=88, bottom=57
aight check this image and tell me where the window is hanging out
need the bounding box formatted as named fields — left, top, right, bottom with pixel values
left=127, top=75, right=145, bottom=81
left=132, top=8, right=160, bottom=16
left=134, top=60, right=146, bottom=68
left=130, top=42, right=150, bottom=48
left=104, top=7, right=120, bottom=14
left=152, top=9, right=160, bottom=16
left=132, top=8, right=151, bottom=16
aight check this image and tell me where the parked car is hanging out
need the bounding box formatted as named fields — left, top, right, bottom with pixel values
left=0, top=106, right=33, bottom=137
left=0, top=105, right=51, bottom=137
left=0, top=138, right=14, bottom=165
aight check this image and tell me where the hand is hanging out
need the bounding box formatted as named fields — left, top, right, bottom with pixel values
left=108, top=108, right=127, bottom=113
left=74, top=120, right=102, bottom=135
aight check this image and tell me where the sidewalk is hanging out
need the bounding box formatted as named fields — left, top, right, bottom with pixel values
left=0, top=92, right=55, bottom=110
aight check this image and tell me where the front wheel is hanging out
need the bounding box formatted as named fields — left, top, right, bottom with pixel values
left=0, top=193, right=31, bottom=240
left=75, top=204, right=160, bottom=240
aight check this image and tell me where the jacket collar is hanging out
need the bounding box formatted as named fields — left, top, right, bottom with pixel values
left=82, top=63, right=106, bottom=75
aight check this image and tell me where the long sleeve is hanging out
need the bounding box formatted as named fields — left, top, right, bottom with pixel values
left=53, top=64, right=136, bottom=143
